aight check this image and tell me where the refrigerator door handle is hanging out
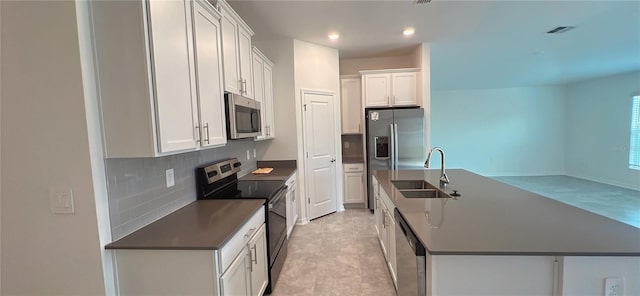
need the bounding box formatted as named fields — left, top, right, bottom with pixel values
left=394, top=123, right=399, bottom=170
left=390, top=124, right=395, bottom=169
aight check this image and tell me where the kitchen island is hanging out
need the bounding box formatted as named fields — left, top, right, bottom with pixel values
left=373, top=169, right=640, bottom=296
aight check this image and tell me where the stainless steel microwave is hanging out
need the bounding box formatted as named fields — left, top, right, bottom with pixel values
left=225, top=93, right=261, bottom=139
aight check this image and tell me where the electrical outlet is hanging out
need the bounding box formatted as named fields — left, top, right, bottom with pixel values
left=165, top=169, right=175, bottom=188
left=246, top=149, right=251, bottom=160
left=605, top=277, right=624, bottom=296
left=50, top=188, right=75, bottom=214
left=253, top=148, right=257, bottom=158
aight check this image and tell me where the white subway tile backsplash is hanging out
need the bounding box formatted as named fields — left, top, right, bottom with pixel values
left=106, top=139, right=257, bottom=240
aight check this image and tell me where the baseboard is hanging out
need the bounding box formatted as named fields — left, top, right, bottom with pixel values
left=344, top=203, right=366, bottom=209
left=566, top=173, right=640, bottom=191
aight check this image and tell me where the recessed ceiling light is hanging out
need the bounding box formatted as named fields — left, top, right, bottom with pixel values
left=328, top=33, right=340, bottom=40
left=403, top=28, right=415, bottom=36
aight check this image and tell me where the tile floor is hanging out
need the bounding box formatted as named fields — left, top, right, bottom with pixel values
left=494, top=175, right=640, bottom=228
left=270, top=209, right=397, bottom=296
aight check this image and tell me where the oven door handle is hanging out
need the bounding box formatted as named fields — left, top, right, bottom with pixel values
left=268, top=186, right=288, bottom=208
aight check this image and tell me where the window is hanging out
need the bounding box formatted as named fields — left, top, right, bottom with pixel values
left=630, top=95, right=640, bottom=169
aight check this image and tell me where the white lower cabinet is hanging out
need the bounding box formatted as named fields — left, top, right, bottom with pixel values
left=248, top=225, right=268, bottom=296
left=114, top=208, right=267, bottom=296
left=373, top=175, right=397, bottom=288
left=220, top=248, right=251, bottom=296
left=343, top=163, right=365, bottom=204
left=222, top=224, right=268, bottom=296
left=285, top=172, right=298, bottom=237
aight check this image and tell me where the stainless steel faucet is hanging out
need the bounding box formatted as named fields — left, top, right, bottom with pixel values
left=425, top=147, right=450, bottom=187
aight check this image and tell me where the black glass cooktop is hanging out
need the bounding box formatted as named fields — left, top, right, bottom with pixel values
left=236, top=180, right=286, bottom=199
left=204, top=179, right=285, bottom=200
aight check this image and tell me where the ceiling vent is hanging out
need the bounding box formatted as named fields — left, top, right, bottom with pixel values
left=547, top=26, right=575, bottom=34
left=414, top=0, right=431, bottom=4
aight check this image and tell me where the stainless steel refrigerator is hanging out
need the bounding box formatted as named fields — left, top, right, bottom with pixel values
left=366, top=108, right=425, bottom=210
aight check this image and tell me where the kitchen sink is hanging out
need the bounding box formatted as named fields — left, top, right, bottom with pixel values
left=391, top=180, right=438, bottom=190
left=391, top=180, right=453, bottom=199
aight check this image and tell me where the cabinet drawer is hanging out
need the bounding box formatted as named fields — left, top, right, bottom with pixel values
left=220, top=207, right=265, bottom=273
left=343, top=163, right=364, bottom=172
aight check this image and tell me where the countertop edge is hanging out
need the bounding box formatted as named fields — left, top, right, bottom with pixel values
left=105, top=200, right=265, bottom=250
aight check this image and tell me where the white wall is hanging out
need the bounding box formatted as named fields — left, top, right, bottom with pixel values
left=1, top=1, right=106, bottom=294
left=565, top=71, right=640, bottom=190
left=562, top=256, right=640, bottom=296
left=254, top=39, right=297, bottom=160
left=293, top=39, right=341, bottom=220
left=431, top=85, right=568, bottom=176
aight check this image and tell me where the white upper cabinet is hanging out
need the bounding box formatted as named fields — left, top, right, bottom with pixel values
left=218, top=0, right=254, bottom=98
left=341, top=77, right=362, bottom=134
left=391, top=72, right=417, bottom=106
left=361, top=68, right=420, bottom=107
left=362, top=74, right=391, bottom=107
left=147, top=0, right=198, bottom=153
left=192, top=0, right=226, bottom=147
left=91, top=0, right=226, bottom=158
left=253, top=47, right=275, bottom=140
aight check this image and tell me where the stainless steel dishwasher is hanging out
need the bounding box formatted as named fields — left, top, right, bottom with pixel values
left=395, top=208, right=427, bottom=296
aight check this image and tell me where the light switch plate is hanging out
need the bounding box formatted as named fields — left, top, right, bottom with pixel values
left=253, top=148, right=257, bottom=158
left=246, top=149, right=251, bottom=160
left=50, top=188, right=75, bottom=214
left=166, top=169, right=175, bottom=188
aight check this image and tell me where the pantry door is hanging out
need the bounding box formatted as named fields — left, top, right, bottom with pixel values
left=302, top=90, right=338, bottom=220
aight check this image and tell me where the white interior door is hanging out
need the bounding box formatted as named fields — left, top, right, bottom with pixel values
left=303, top=90, right=338, bottom=220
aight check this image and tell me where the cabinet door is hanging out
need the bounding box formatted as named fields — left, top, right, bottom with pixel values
left=238, top=26, right=253, bottom=99
left=221, top=14, right=241, bottom=95
left=248, top=225, right=268, bottom=296
left=344, top=171, right=365, bottom=204
left=252, top=53, right=266, bottom=140
left=380, top=208, right=389, bottom=259
left=391, top=72, right=417, bottom=106
left=148, top=0, right=198, bottom=153
left=192, top=1, right=226, bottom=147
left=220, top=247, right=251, bottom=296
left=364, top=74, right=391, bottom=107
left=263, top=63, right=275, bottom=138
left=341, top=78, right=362, bottom=134
left=374, top=194, right=383, bottom=238
left=387, top=211, right=397, bottom=288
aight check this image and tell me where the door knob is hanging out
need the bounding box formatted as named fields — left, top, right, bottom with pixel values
left=330, top=158, right=336, bottom=163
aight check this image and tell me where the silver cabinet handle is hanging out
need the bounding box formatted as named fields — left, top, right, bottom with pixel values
left=246, top=248, right=253, bottom=272
left=195, top=125, right=201, bottom=143
left=204, top=123, right=210, bottom=144
left=242, top=79, right=247, bottom=94
left=382, top=209, right=386, bottom=228
left=251, top=244, right=257, bottom=264
left=239, top=79, right=244, bottom=93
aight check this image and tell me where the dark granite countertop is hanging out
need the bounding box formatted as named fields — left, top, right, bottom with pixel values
left=342, top=156, right=364, bottom=164
left=374, top=169, right=640, bottom=256
left=106, top=199, right=265, bottom=250
left=240, top=160, right=296, bottom=181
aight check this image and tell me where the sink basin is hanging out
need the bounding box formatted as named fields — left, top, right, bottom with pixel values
left=391, top=180, right=453, bottom=199
left=398, top=189, right=442, bottom=198
left=391, top=180, right=438, bottom=190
